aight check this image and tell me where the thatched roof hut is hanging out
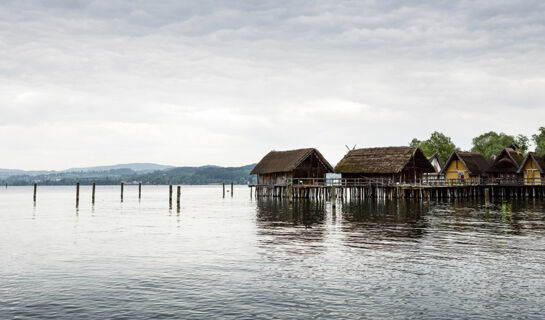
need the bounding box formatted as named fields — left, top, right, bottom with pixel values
left=517, top=152, right=545, bottom=175
left=251, top=148, right=333, bottom=175
left=487, top=147, right=524, bottom=174
left=334, top=146, right=434, bottom=182
left=440, top=151, right=489, bottom=176
left=428, top=152, right=443, bottom=172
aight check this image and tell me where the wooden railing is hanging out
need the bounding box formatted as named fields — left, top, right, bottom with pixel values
left=254, top=177, right=545, bottom=188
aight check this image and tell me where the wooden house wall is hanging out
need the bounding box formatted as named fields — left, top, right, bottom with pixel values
left=291, top=152, right=331, bottom=180
left=430, top=158, right=441, bottom=173
left=444, top=159, right=481, bottom=184
left=257, top=172, right=292, bottom=186
left=523, top=159, right=542, bottom=185
left=339, top=168, right=423, bottom=184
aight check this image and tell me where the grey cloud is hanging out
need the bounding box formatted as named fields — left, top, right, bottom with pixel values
left=0, top=0, right=544, bottom=169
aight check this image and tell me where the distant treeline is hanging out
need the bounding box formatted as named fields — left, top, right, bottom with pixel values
left=1, top=165, right=257, bottom=186
left=410, top=127, right=545, bottom=163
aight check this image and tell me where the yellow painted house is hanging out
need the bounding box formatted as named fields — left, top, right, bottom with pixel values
left=440, top=151, right=489, bottom=185
left=517, top=152, right=545, bottom=185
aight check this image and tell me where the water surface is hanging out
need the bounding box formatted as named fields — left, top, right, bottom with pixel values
left=1, top=185, right=544, bottom=319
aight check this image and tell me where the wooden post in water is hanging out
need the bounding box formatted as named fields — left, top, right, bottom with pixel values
left=138, top=182, right=142, bottom=199
left=484, top=187, right=490, bottom=206
left=169, top=185, right=173, bottom=207
left=120, top=182, right=124, bottom=202
left=223, top=183, right=225, bottom=198
left=332, top=186, right=336, bottom=208
left=288, top=184, right=293, bottom=203
left=231, top=182, right=233, bottom=197
left=92, top=183, right=96, bottom=204
left=33, top=183, right=37, bottom=202
left=76, top=183, right=80, bottom=208
left=177, top=186, right=181, bottom=208
left=250, top=186, right=253, bottom=199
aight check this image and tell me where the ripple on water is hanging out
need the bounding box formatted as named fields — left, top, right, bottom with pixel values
left=1, top=186, right=545, bottom=319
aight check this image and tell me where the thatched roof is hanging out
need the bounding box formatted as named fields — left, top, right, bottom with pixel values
left=517, top=152, right=545, bottom=174
left=487, top=148, right=524, bottom=173
left=428, top=152, right=443, bottom=170
left=334, top=146, right=435, bottom=174
left=441, top=151, right=489, bottom=175
left=251, top=148, right=333, bottom=175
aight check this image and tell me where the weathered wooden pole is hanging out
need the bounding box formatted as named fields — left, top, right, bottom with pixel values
left=120, top=182, right=124, bottom=202
left=288, top=184, right=293, bottom=203
left=231, top=182, right=233, bottom=197
left=76, top=183, right=80, bottom=208
left=92, top=183, right=96, bottom=204
left=138, top=182, right=142, bottom=199
left=332, top=186, right=336, bottom=208
left=33, top=183, right=37, bottom=202
left=177, top=186, right=181, bottom=208
left=169, top=185, right=173, bottom=207
left=484, top=187, right=490, bottom=206
left=223, top=183, right=225, bottom=198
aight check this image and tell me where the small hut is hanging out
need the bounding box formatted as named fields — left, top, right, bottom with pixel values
left=517, top=152, right=545, bottom=185
left=334, top=146, right=435, bottom=184
left=441, top=151, right=489, bottom=184
left=425, top=152, right=444, bottom=182
left=486, top=146, right=524, bottom=183
left=428, top=152, right=443, bottom=173
left=251, top=148, right=333, bottom=186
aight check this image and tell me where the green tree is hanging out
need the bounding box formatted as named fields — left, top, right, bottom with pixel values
left=471, top=131, right=529, bottom=159
left=409, top=131, right=457, bottom=164
left=409, top=138, right=421, bottom=147
left=515, top=134, right=530, bottom=154
left=532, top=127, right=545, bottom=156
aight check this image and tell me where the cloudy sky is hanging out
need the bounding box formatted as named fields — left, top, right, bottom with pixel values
left=1, top=0, right=544, bottom=170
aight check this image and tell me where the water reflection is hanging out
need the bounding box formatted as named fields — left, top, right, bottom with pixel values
left=431, top=199, right=545, bottom=236
left=256, top=198, right=327, bottom=227
left=342, top=200, right=430, bottom=250
left=255, top=198, right=328, bottom=257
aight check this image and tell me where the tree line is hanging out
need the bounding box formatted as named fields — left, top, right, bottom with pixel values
left=410, top=127, right=545, bottom=163
left=1, top=165, right=257, bottom=186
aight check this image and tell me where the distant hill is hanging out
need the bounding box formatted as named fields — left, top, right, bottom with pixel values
left=0, top=163, right=257, bottom=185
left=0, top=169, right=52, bottom=178
left=137, top=164, right=256, bottom=185
left=64, top=163, right=174, bottom=173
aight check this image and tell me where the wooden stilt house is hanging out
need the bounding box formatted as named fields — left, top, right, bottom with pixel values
left=486, top=146, right=524, bottom=183
left=334, top=146, right=435, bottom=184
left=441, top=151, right=489, bottom=185
left=425, top=152, right=444, bottom=182
left=428, top=152, right=443, bottom=173
left=251, top=148, right=333, bottom=186
left=517, top=152, right=545, bottom=185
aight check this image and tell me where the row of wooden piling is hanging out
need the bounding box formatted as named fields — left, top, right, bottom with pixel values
left=32, top=182, right=186, bottom=209
left=32, top=182, right=240, bottom=206
left=253, top=185, right=545, bottom=201
left=222, top=182, right=234, bottom=198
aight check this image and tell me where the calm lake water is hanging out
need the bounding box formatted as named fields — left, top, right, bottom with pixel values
left=1, top=185, right=545, bottom=319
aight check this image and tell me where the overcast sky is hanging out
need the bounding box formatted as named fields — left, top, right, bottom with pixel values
left=1, top=0, right=544, bottom=170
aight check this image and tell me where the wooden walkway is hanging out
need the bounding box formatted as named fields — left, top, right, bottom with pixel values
left=250, top=178, right=545, bottom=200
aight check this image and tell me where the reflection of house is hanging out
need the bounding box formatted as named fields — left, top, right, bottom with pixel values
left=486, top=146, right=524, bottom=182
left=251, top=148, right=333, bottom=186
left=334, top=146, right=435, bottom=183
left=517, top=152, right=545, bottom=185
left=441, top=151, right=489, bottom=184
